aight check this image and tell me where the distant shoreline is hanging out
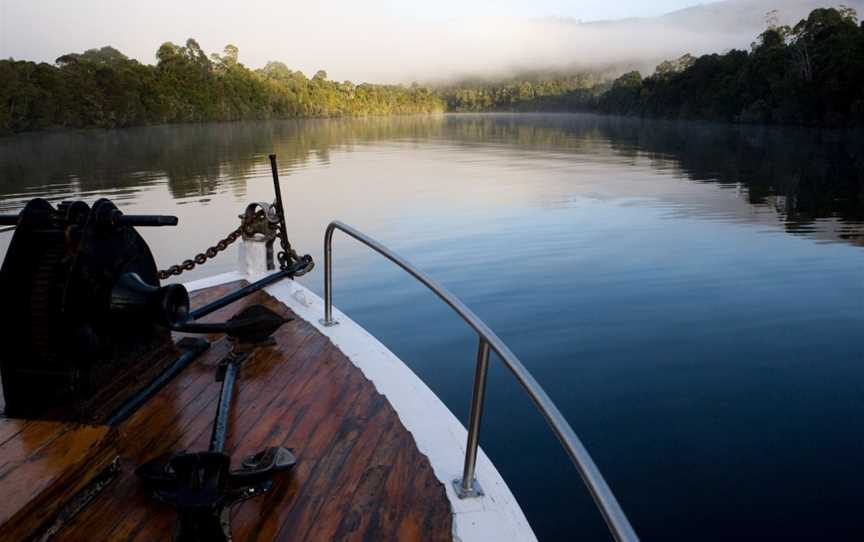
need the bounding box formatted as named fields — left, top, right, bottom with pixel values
left=4, top=7, right=862, bottom=135
left=6, top=110, right=863, bottom=140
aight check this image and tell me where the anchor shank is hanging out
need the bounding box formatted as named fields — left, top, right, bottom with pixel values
left=209, top=352, right=245, bottom=454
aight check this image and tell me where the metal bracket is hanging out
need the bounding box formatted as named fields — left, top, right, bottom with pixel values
left=319, top=318, right=339, bottom=327
left=452, top=478, right=484, bottom=499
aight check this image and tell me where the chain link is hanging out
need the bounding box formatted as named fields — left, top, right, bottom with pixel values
left=273, top=204, right=293, bottom=272
left=158, top=227, right=242, bottom=280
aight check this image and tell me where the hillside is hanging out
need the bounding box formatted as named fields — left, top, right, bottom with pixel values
left=599, top=6, right=864, bottom=127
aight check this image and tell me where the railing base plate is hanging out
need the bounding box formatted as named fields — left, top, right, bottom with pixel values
left=452, top=478, right=484, bottom=499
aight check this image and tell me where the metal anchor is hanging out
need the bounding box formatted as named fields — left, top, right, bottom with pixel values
left=136, top=304, right=297, bottom=541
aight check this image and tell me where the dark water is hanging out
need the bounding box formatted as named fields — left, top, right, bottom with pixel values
left=1, top=114, right=862, bottom=541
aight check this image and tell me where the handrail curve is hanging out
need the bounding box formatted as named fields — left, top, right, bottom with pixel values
left=323, top=220, right=638, bottom=542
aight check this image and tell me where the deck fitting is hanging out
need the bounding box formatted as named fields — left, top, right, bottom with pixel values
left=453, top=478, right=484, bottom=499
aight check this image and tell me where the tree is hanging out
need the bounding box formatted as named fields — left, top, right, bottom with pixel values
left=0, top=38, right=445, bottom=134
left=598, top=7, right=864, bottom=128
left=223, top=44, right=239, bottom=66
left=156, top=42, right=182, bottom=66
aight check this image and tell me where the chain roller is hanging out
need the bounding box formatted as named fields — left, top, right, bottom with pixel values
left=158, top=153, right=314, bottom=281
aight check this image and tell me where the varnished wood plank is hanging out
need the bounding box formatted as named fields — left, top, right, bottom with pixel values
left=305, top=397, right=398, bottom=542
left=0, top=421, right=116, bottom=542
left=78, top=340, right=181, bottom=424
left=0, top=420, right=67, bottom=478
left=331, top=408, right=409, bottom=541
left=62, top=286, right=318, bottom=541
left=0, top=417, right=29, bottom=448
left=52, top=283, right=453, bottom=541
left=231, top=346, right=362, bottom=541
left=109, top=336, right=329, bottom=541
left=269, top=384, right=382, bottom=541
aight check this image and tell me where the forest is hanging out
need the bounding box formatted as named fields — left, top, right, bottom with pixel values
left=1, top=7, right=862, bottom=133
left=0, top=40, right=444, bottom=133
left=439, top=6, right=864, bottom=128
left=434, top=70, right=613, bottom=112
left=598, top=7, right=864, bottom=127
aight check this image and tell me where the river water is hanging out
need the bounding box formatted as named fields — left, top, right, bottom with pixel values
left=1, top=114, right=862, bottom=540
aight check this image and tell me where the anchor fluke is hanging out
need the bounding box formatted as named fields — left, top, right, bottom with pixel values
left=137, top=446, right=297, bottom=542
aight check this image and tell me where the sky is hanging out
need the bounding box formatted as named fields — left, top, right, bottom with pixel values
left=338, top=0, right=718, bottom=21
left=0, top=0, right=851, bottom=82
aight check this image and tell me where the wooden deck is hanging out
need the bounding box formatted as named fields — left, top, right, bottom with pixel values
left=0, top=281, right=452, bottom=541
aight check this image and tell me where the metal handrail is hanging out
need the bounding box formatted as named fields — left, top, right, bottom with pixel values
left=322, top=220, right=639, bottom=542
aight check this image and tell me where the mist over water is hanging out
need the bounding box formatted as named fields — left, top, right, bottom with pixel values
left=4, top=0, right=863, bottom=82
left=0, top=114, right=862, bottom=539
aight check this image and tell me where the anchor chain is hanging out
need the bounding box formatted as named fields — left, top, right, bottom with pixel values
left=276, top=222, right=315, bottom=277
left=275, top=220, right=299, bottom=273
left=158, top=227, right=242, bottom=280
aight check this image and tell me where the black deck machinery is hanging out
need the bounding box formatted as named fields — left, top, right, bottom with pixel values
left=0, top=155, right=313, bottom=541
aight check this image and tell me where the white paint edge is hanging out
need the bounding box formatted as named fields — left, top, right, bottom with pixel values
left=185, top=272, right=537, bottom=542
left=184, top=271, right=246, bottom=293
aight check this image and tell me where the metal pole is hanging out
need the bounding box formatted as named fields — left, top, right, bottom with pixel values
left=321, top=224, right=337, bottom=326
left=457, top=337, right=490, bottom=497
left=210, top=354, right=241, bottom=453
left=189, top=268, right=292, bottom=321
left=106, top=338, right=210, bottom=427
left=269, top=154, right=294, bottom=270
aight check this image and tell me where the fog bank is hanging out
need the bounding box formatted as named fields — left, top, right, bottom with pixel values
left=2, top=0, right=862, bottom=83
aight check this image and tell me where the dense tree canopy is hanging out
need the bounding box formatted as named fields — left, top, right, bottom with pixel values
left=0, top=40, right=444, bottom=133
left=2, top=7, right=862, bottom=134
left=435, top=71, right=612, bottom=112
left=598, top=7, right=864, bottom=127
left=443, top=7, right=864, bottom=127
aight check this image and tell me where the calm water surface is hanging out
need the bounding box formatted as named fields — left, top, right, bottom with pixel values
left=1, top=114, right=862, bottom=541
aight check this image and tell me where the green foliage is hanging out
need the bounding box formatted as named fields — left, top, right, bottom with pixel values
left=434, top=71, right=611, bottom=112
left=4, top=6, right=860, bottom=133
left=436, top=7, right=864, bottom=128
left=598, top=7, right=864, bottom=127
left=0, top=41, right=444, bottom=134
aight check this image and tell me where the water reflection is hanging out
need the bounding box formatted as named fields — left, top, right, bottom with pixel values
left=0, top=115, right=862, bottom=541
left=436, top=115, right=864, bottom=243
left=0, top=114, right=861, bottom=246
left=0, top=117, right=446, bottom=206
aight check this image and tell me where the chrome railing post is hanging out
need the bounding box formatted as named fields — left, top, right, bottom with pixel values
left=321, top=223, right=338, bottom=326
left=320, top=221, right=638, bottom=540
left=454, top=337, right=490, bottom=498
